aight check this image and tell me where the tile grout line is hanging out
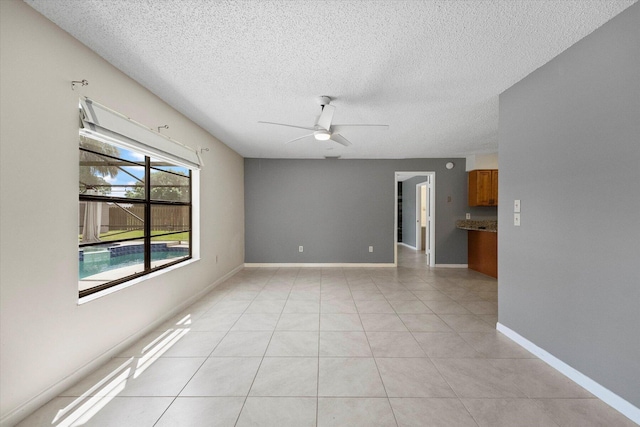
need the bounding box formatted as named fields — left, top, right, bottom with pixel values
left=355, top=268, right=401, bottom=427
left=151, top=280, right=239, bottom=426
left=232, top=266, right=289, bottom=426
left=315, top=268, right=330, bottom=426
left=35, top=249, right=630, bottom=427
left=69, top=251, right=504, bottom=424
left=173, top=268, right=269, bottom=427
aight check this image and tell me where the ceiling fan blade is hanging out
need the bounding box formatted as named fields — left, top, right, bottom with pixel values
left=317, top=104, right=335, bottom=130
left=330, top=133, right=352, bottom=147
left=331, top=124, right=389, bottom=133
left=284, top=133, right=314, bottom=144
left=258, top=121, right=315, bottom=131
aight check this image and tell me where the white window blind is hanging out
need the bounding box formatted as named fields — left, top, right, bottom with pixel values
left=80, top=98, right=202, bottom=169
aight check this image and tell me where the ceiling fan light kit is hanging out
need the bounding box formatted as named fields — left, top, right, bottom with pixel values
left=313, top=130, right=331, bottom=140
left=258, top=96, right=388, bottom=148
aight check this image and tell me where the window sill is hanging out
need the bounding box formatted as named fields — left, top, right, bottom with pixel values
left=78, top=257, right=200, bottom=305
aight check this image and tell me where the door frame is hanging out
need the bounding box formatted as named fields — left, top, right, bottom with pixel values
left=415, top=178, right=434, bottom=265
left=394, top=171, right=436, bottom=267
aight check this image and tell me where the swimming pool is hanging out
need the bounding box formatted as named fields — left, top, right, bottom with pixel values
left=79, top=246, right=189, bottom=279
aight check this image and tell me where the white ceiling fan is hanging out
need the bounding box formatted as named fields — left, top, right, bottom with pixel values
left=258, top=96, right=389, bottom=146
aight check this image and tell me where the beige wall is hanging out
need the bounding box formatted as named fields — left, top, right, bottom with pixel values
left=465, top=153, right=498, bottom=171
left=0, top=1, right=244, bottom=423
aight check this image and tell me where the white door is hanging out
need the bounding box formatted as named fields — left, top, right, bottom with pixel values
left=415, top=183, right=423, bottom=253
left=425, top=176, right=434, bottom=265
left=415, top=176, right=435, bottom=265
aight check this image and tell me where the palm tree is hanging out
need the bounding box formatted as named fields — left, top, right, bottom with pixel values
left=79, top=135, right=120, bottom=194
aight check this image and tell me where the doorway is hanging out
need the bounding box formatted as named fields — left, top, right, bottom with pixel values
left=415, top=176, right=434, bottom=266
left=394, top=172, right=435, bottom=267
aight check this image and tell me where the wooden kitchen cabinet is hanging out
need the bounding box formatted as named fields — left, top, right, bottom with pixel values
left=468, top=230, right=497, bottom=278
left=468, top=169, right=498, bottom=206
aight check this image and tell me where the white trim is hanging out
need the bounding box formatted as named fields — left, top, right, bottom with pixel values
left=428, top=175, right=435, bottom=267
left=79, top=258, right=200, bottom=304
left=395, top=171, right=436, bottom=267
left=244, top=263, right=396, bottom=268
left=394, top=174, right=398, bottom=265
left=1, top=264, right=244, bottom=427
left=416, top=183, right=422, bottom=254
left=397, top=242, right=417, bottom=250
left=415, top=177, right=436, bottom=267
left=191, top=169, right=201, bottom=259
left=434, top=264, right=468, bottom=268
left=497, top=322, right=640, bottom=425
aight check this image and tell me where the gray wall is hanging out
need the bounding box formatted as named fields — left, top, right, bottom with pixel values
left=402, top=177, right=497, bottom=249
left=499, top=3, right=639, bottom=407
left=245, top=158, right=468, bottom=264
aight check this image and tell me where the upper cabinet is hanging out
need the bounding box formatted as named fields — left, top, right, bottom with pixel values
left=468, top=169, right=498, bottom=206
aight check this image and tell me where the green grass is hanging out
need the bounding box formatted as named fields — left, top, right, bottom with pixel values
left=79, top=230, right=189, bottom=242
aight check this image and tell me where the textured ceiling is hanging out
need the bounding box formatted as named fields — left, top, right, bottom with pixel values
left=26, top=0, right=636, bottom=159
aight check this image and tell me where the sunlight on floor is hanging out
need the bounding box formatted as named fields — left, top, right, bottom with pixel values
left=48, top=315, right=192, bottom=426
left=17, top=248, right=634, bottom=427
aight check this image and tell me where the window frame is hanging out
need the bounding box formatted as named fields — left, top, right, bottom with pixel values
left=79, top=147, right=193, bottom=298
left=78, top=98, right=199, bottom=299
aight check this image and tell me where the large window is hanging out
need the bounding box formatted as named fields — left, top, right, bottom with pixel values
left=78, top=98, right=199, bottom=298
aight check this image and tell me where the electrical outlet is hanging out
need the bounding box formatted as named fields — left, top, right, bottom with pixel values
left=465, top=213, right=471, bottom=219
left=299, top=246, right=303, bottom=252
left=514, top=213, right=521, bottom=226
left=369, top=246, right=374, bottom=253
left=514, top=199, right=521, bottom=213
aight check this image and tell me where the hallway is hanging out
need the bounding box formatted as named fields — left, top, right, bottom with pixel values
left=17, top=246, right=634, bottom=426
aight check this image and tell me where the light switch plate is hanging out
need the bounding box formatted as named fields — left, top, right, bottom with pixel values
left=514, top=213, right=521, bottom=226
left=299, top=246, right=303, bottom=252
left=369, top=246, right=374, bottom=253
left=514, top=199, right=521, bottom=213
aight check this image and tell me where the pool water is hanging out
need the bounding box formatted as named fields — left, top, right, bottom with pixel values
left=79, top=250, right=188, bottom=279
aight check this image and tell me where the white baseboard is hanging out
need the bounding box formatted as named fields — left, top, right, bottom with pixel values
left=0, top=264, right=244, bottom=427
left=244, top=263, right=396, bottom=268
left=434, top=263, right=468, bottom=268
left=397, top=242, right=417, bottom=250
left=496, top=322, right=640, bottom=425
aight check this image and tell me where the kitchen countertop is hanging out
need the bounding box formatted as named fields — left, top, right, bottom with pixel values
left=456, top=219, right=497, bottom=232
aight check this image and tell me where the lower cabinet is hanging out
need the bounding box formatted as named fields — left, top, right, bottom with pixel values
left=468, top=231, right=497, bottom=278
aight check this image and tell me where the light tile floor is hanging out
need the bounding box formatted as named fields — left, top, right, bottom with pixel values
left=17, top=246, right=636, bottom=426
